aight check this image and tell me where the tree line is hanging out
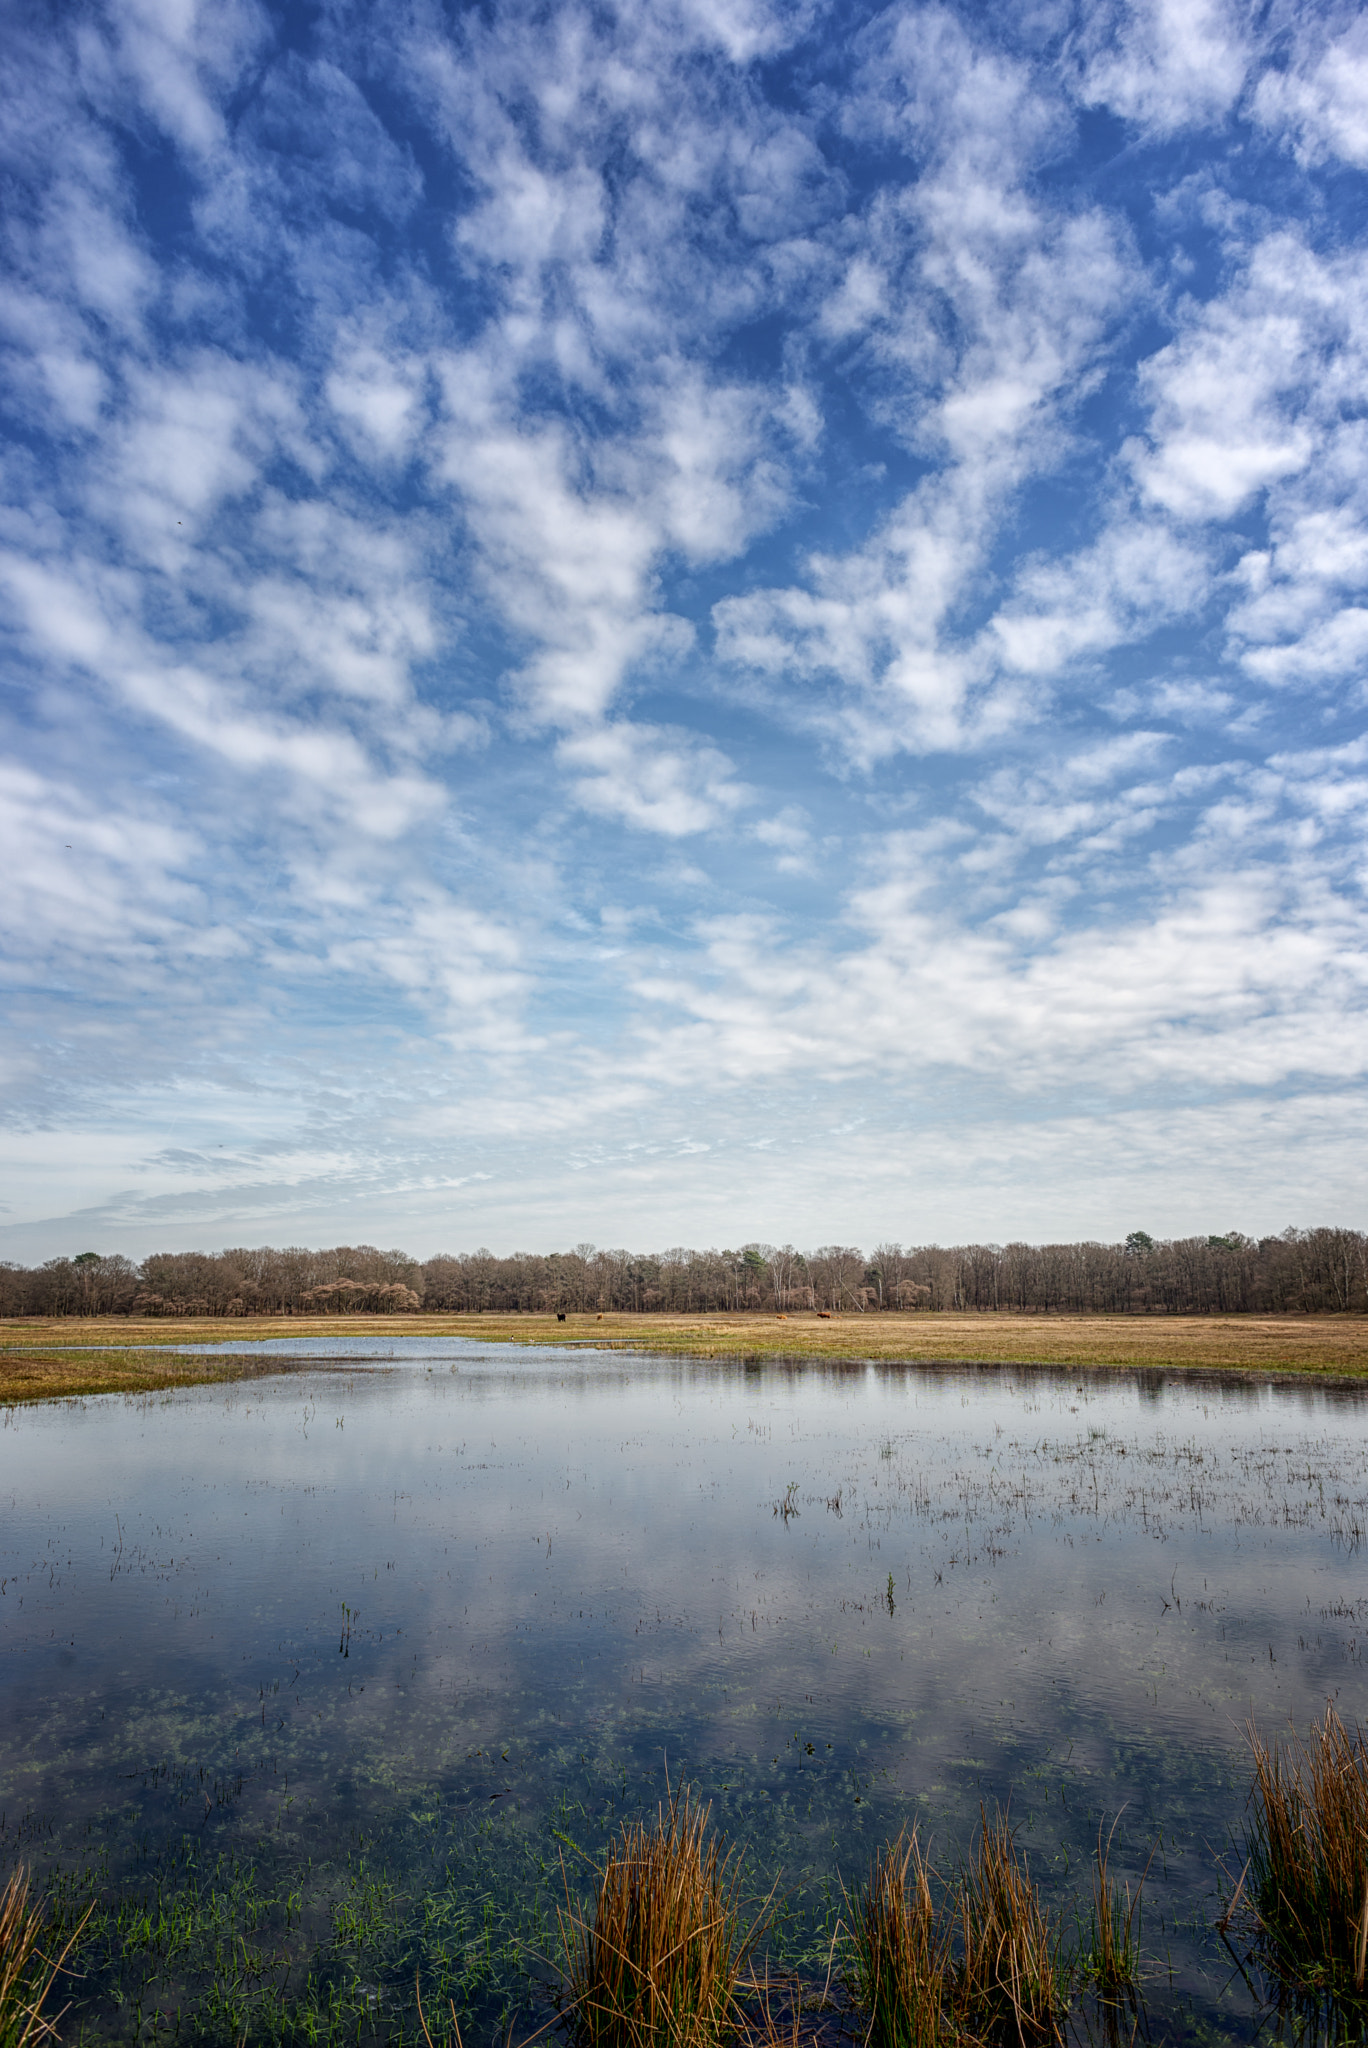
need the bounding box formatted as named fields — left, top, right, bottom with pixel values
left=1, top=1226, right=1365, bottom=1318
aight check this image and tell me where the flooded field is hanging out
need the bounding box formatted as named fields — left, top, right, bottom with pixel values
left=2, top=1339, right=1366, bottom=2044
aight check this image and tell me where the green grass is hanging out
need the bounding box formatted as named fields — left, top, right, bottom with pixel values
left=43, top=1807, right=562, bottom=2044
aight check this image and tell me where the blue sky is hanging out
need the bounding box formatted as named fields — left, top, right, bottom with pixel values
left=2, top=0, right=1367, bottom=1259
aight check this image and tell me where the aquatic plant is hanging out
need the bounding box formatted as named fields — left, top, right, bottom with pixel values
left=1244, top=1704, right=1368, bottom=2005
left=1076, top=1816, right=1147, bottom=2000
left=0, top=1867, right=86, bottom=2048
left=558, top=1785, right=752, bottom=2048
left=845, top=1831, right=946, bottom=2048
left=949, top=1810, right=1063, bottom=2048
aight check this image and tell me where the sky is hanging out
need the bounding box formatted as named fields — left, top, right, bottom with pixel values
left=2, top=0, right=1367, bottom=1261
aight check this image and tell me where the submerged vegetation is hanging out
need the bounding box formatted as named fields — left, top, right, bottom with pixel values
left=21, top=1726, right=1356, bottom=2045
left=14, top=1690, right=1367, bottom=2046
left=0, top=1782, right=1225, bottom=2047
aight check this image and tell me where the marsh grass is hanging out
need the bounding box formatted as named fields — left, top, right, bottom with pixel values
left=845, top=1831, right=946, bottom=2048
left=0, top=1867, right=88, bottom=2048
left=0, top=1346, right=311, bottom=1407
left=558, top=1786, right=756, bottom=2048
left=1244, top=1705, right=1368, bottom=2007
left=845, top=1815, right=1067, bottom=2048
left=949, top=1811, right=1063, bottom=2048
left=1076, top=1818, right=1148, bottom=2001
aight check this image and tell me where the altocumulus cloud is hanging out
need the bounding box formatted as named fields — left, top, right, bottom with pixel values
left=1, top=0, right=1366, bottom=1255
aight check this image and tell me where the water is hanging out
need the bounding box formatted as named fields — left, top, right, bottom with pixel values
left=2, top=1339, right=1366, bottom=2043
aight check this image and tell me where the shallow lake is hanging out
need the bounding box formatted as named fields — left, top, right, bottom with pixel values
left=2, top=1339, right=1366, bottom=2044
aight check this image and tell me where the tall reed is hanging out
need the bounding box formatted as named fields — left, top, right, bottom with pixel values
left=1245, top=1704, right=1368, bottom=2001
left=949, top=1811, right=1062, bottom=2048
left=846, top=1831, right=946, bottom=2048
left=558, top=1787, right=750, bottom=2048
left=0, top=1868, right=84, bottom=2048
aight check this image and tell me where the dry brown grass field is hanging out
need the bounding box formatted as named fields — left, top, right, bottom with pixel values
left=2, top=1307, right=1368, bottom=1406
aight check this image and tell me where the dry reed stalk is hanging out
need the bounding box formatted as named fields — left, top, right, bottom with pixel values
left=1246, top=1705, right=1368, bottom=2000
left=0, top=1867, right=87, bottom=2048
left=558, top=1786, right=750, bottom=2048
left=950, top=1811, right=1062, bottom=2048
left=845, top=1831, right=947, bottom=2048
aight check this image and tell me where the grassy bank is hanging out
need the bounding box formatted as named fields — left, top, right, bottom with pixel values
left=2, top=1307, right=1368, bottom=1406
left=0, top=1342, right=322, bottom=1405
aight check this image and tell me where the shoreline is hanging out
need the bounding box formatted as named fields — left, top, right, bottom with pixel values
left=3, top=1307, right=1368, bottom=1404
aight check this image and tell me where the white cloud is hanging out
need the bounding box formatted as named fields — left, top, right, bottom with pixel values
left=1127, top=239, right=1333, bottom=522
left=326, top=343, right=425, bottom=458
left=558, top=721, right=750, bottom=834
left=0, top=287, right=107, bottom=432
left=80, top=350, right=317, bottom=550
left=989, top=513, right=1209, bottom=675
left=623, top=828, right=1368, bottom=1102
left=0, top=545, right=447, bottom=842
left=1228, top=525, right=1368, bottom=684
left=1147, top=679, right=1237, bottom=723
left=432, top=350, right=797, bottom=725
left=75, top=0, right=269, bottom=159
left=248, top=56, right=423, bottom=223
left=0, top=757, right=205, bottom=966
left=1241, top=606, right=1368, bottom=690
left=753, top=806, right=812, bottom=872
left=1073, top=0, right=1253, bottom=135
left=712, top=8, right=1136, bottom=757
left=1252, top=13, right=1368, bottom=169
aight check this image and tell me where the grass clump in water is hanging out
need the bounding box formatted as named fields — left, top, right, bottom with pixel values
left=1075, top=1816, right=1146, bottom=2002
left=845, top=1831, right=946, bottom=2048
left=1244, top=1704, right=1368, bottom=2006
left=846, top=1813, right=1064, bottom=2048
left=949, top=1811, right=1063, bottom=2048
left=558, top=1786, right=751, bottom=2048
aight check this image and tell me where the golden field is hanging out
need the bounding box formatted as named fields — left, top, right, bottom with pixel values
left=2, top=1307, right=1368, bottom=1405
